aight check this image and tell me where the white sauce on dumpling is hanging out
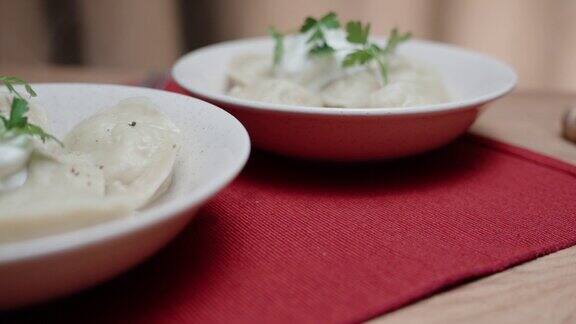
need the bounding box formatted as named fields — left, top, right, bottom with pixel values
left=64, top=97, right=180, bottom=209
left=274, top=30, right=363, bottom=91
left=0, top=94, right=61, bottom=192
left=0, top=96, right=181, bottom=243
left=0, top=135, right=32, bottom=181
left=0, top=152, right=130, bottom=242
left=230, top=79, right=322, bottom=107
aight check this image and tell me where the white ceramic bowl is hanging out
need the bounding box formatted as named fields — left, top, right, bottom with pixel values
left=173, top=37, right=517, bottom=161
left=0, top=84, right=250, bottom=309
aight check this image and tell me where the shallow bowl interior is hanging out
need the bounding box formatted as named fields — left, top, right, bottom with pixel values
left=0, top=84, right=250, bottom=288
left=172, top=37, right=517, bottom=115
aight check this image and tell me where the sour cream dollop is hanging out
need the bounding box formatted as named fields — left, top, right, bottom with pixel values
left=0, top=135, right=32, bottom=192
left=274, top=29, right=364, bottom=91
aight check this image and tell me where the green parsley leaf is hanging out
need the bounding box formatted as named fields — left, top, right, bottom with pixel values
left=17, top=123, right=63, bottom=146
left=268, top=26, right=284, bottom=66
left=300, top=17, right=317, bottom=33
left=299, top=12, right=341, bottom=57
left=374, top=56, right=389, bottom=84
left=342, top=24, right=411, bottom=84
left=369, top=43, right=382, bottom=53
left=0, top=76, right=62, bottom=145
left=319, top=12, right=340, bottom=29
left=306, top=28, right=324, bottom=44
left=270, top=13, right=411, bottom=85
left=309, top=43, right=335, bottom=56
left=7, top=98, right=29, bottom=129
left=346, top=21, right=370, bottom=45
left=342, top=49, right=374, bottom=67
left=383, top=28, right=411, bottom=54
left=0, top=76, right=37, bottom=99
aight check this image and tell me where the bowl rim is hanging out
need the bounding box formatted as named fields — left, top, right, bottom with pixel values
left=172, top=37, right=518, bottom=116
left=0, top=83, right=251, bottom=263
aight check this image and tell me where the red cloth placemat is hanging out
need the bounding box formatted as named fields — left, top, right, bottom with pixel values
left=3, top=83, right=576, bottom=323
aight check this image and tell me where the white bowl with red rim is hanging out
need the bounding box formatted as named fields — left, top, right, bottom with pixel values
left=172, top=37, right=516, bottom=161
left=0, top=84, right=250, bottom=309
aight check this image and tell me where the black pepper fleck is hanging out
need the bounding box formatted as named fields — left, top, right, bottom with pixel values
left=129, top=121, right=137, bottom=127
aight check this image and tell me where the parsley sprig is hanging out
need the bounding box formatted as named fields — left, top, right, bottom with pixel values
left=268, top=27, right=284, bottom=66
left=343, top=24, right=411, bottom=83
left=0, top=76, right=61, bottom=145
left=300, top=12, right=340, bottom=56
left=0, top=76, right=37, bottom=99
left=268, top=13, right=411, bottom=84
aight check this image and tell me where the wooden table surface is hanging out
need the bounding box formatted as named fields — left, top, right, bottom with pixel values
left=3, top=65, right=576, bottom=324
left=373, top=91, right=576, bottom=324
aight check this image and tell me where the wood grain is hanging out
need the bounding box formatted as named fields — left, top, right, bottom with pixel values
left=372, top=246, right=576, bottom=324
left=371, top=91, right=576, bottom=324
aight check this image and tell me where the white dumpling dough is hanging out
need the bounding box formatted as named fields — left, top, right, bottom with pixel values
left=227, top=47, right=451, bottom=108
left=64, top=97, right=180, bottom=209
left=320, top=71, right=381, bottom=108
left=228, top=54, right=272, bottom=87
left=0, top=153, right=131, bottom=242
left=369, top=80, right=449, bottom=107
left=230, top=79, right=322, bottom=107
left=369, top=57, right=450, bottom=107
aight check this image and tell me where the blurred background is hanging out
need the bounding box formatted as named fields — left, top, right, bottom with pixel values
left=0, top=0, right=575, bottom=92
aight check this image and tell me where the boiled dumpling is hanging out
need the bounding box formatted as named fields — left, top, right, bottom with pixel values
left=0, top=152, right=131, bottom=242
left=320, top=70, right=380, bottom=108
left=368, top=56, right=450, bottom=107
left=369, top=79, right=449, bottom=107
left=64, top=97, right=180, bottom=209
left=228, top=54, right=272, bottom=87
left=230, top=79, right=322, bottom=107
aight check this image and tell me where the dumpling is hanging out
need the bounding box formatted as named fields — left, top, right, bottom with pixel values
left=386, top=56, right=432, bottom=82
left=229, top=79, right=322, bottom=107
left=367, top=56, right=450, bottom=108
left=0, top=152, right=131, bottom=242
left=368, top=58, right=450, bottom=108
left=320, top=71, right=380, bottom=108
left=369, top=79, right=449, bottom=108
left=228, top=54, right=272, bottom=87
left=64, top=97, right=180, bottom=209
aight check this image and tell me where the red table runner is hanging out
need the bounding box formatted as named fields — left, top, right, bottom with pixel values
left=3, top=85, right=576, bottom=323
